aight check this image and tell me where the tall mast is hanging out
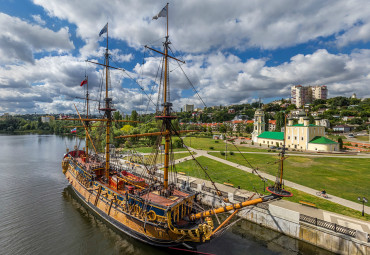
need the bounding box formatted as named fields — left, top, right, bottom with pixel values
left=163, top=3, right=170, bottom=189
left=104, top=23, right=112, bottom=181
left=278, top=113, right=287, bottom=187
left=85, top=76, right=89, bottom=155
left=143, top=4, right=184, bottom=190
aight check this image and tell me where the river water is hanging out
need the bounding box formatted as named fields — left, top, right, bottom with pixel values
left=0, top=134, right=333, bottom=255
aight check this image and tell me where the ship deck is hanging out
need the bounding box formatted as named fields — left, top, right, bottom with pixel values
left=73, top=156, right=192, bottom=208
left=141, top=189, right=192, bottom=207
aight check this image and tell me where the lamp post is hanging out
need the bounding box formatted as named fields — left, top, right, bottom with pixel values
left=358, top=197, right=368, bottom=216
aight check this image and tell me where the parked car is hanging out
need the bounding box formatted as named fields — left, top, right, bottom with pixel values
left=270, top=146, right=277, bottom=149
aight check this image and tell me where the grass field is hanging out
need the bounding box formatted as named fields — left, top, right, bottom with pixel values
left=175, top=156, right=370, bottom=221
left=208, top=152, right=370, bottom=204
left=355, top=136, right=370, bottom=142
left=131, top=146, right=188, bottom=153
left=182, top=137, right=267, bottom=152
left=123, top=152, right=193, bottom=165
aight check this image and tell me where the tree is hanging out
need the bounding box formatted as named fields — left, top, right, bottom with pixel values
left=130, top=110, right=138, bottom=127
left=338, top=137, right=343, bottom=150
left=327, top=96, right=350, bottom=107
left=312, top=99, right=327, bottom=106
left=275, top=112, right=285, bottom=131
left=113, top=111, right=123, bottom=128
left=120, top=124, right=133, bottom=134
left=245, top=123, right=254, bottom=133
left=219, top=124, right=227, bottom=133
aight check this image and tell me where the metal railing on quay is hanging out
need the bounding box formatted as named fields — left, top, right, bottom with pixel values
left=300, top=214, right=357, bottom=238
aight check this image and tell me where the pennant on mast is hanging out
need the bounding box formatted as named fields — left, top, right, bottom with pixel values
left=152, top=5, right=167, bottom=20
left=99, top=23, right=108, bottom=36
left=80, top=79, right=87, bottom=86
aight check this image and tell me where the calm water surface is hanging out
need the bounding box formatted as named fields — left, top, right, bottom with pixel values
left=0, top=134, right=333, bottom=255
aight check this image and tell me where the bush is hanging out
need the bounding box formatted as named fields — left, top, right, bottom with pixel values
left=267, top=149, right=271, bottom=152
left=229, top=151, right=234, bottom=155
left=173, top=138, right=183, bottom=148
left=251, top=141, right=254, bottom=145
left=215, top=140, right=219, bottom=143
left=259, top=143, right=261, bottom=146
left=209, top=146, right=214, bottom=150
left=220, top=151, right=225, bottom=156
left=125, top=141, right=132, bottom=148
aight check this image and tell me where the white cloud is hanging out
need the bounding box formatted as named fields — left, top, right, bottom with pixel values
left=31, top=14, right=46, bottom=25
left=34, top=0, right=370, bottom=53
left=0, top=12, right=74, bottom=64
left=1, top=0, right=370, bottom=115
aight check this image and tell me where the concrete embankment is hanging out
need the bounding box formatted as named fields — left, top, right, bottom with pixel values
left=198, top=186, right=370, bottom=255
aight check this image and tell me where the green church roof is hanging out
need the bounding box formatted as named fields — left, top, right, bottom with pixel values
left=309, top=136, right=338, bottom=144
left=257, top=131, right=284, bottom=140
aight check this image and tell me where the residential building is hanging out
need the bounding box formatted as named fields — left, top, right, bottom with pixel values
left=41, top=116, right=55, bottom=123
left=291, top=85, right=327, bottom=107
left=184, top=104, right=194, bottom=112
left=268, top=119, right=276, bottom=131
left=333, top=125, right=353, bottom=133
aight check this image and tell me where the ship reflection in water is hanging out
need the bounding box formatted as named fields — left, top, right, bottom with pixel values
left=63, top=186, right=333, bottom=255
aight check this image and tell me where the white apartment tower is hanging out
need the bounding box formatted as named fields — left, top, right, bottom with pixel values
left=291, top=85, right=327, bottom=107
left=183, top=104, right=194, bottom=112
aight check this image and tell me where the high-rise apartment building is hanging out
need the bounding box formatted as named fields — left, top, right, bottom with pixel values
left=183, top=104, right=194, bottom=112
left=291, top=85, right=327, bottom=107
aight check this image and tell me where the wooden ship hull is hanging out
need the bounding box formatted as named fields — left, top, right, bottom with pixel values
left=62, top=150, right=214, bottom=247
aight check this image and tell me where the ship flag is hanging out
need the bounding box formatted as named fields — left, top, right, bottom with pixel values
left=80, top=79, right=87, bottom=86
left=152, top=5, right=167, bottom=20
left=71, top=127, right=77, bottom=133
left=99, top=23, right=108, bottom=37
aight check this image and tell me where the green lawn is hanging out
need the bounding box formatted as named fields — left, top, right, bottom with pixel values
left=175, top=156, right=370, bottom=221
left=208, top=152, right=370, bottom=204
left=132, top=146, right=188, bottom=153
left=182, top=137, right=267, bottom=152
left=123, top=152, right=193, bottom=165
left=355, top=136, right=370, bottom=142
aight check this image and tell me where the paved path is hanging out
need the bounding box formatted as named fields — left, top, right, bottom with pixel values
left=178, top=148, right=370, bottom=215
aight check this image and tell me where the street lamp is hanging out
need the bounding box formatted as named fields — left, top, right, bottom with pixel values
left=358, top=197, right=368, bottom=216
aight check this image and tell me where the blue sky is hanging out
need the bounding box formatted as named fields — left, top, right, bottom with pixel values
left=1, top=0, right=370, bottom=115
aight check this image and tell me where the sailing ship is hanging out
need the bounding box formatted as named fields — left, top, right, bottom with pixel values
left=62, top=4, right=292, bottom=248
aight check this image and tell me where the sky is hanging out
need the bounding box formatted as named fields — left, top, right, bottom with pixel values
left=1, top=0, right=370, bottom=115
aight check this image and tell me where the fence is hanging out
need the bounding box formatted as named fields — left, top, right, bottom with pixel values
left=300, top=214, right=357, bottom=238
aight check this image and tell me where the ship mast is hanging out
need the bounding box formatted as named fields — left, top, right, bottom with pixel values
left=101, top=23, right=114, bottom=181
left=143, top=3, right=185, bottom=190
left=163, top=3, right=170, bottom=189
left=85, top=76, right=89, bottom=155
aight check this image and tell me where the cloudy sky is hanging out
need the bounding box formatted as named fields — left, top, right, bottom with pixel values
left=1, top=0, right=370, bottom=115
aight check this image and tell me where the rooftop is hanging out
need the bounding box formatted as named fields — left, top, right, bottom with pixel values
left=309, top=136, right=338, bottom=144
left=291, top=124, right=319, bottom=127
left=257, top=131, right=284, bottom=140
